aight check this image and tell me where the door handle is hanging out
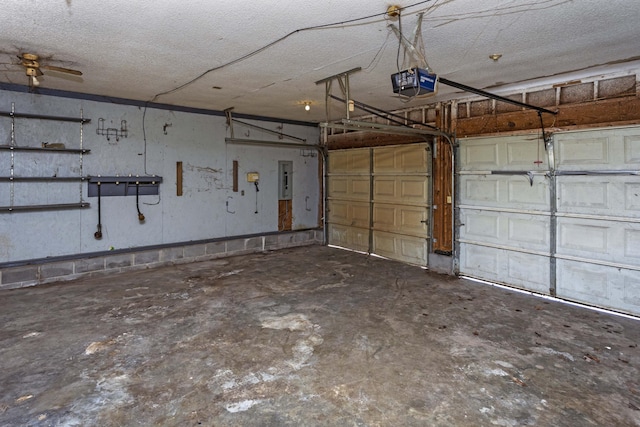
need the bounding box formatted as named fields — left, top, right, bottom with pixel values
left=420, top=219, right=428, bottom=224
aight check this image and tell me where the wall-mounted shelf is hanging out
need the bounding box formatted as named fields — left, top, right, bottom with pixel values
left=0, top=111, right=91, bottom=123
left=0, top=145, right=90, bottom=154
left=0, top=202, right=90, bottom=213
left=88, top=176, right=163, bottom=197
left=0, top=102, right=90, bottom=212
left=0, top=176, right=87, bottom=182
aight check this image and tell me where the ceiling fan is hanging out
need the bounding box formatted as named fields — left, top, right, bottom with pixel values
left=18, top=53, right=82, bottom=87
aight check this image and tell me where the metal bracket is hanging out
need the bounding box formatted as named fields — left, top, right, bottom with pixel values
left=224, top=108, right=305, bottom=144
left=388, top=12, right=430, bottom=71
left=315, top=67, right=362, bottom=122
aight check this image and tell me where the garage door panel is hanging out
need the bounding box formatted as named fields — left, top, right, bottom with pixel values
left=373, top=176, right=429, bottom=205
left=556, top=127, right=640, bottom=170
left=374, top=145, right=431, bottom=174
left=557, top=177, right=640, bottom=218
left=625, top=135, right=640, bottom=164
left=460, top=210, right=550, bottom=252
left=458, top=134, right=551, bottom=295
left=460, top=135, right=545, bottom=171
left=556, top=260, right=640, bottom=315
left=329, top=148, right=370, bottom=174
left=460, top=127, right=640, bottom=316
left=328, top=200, right=369, bottom=228
left=328, top=144, right=430, bottom=265
left=459, top=175, right=549, bottom=210
left=557, top=137, right=610, bottom=167
left=460, top=244, right=549, bottom=293
left=328, top=224, right=369, bottom=252
left=506, top=139, right=549, bottom=169
left=373, top=231, right=427, bottom=266
left=557, top=217, right=640, bottom=267
left=372, top=203, right=428, bottom=237
left=328, top=176, right=370, bottom=200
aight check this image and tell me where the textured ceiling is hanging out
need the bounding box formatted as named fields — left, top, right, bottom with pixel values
left=1, top=0, right=639, bottom=123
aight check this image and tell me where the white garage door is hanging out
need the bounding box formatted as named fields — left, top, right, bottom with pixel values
left=458, top=127, right=640, bottom=316
left=458, top=134, right=552, bottom=294
left=328, top=144, right=431, bottom=266
left=554, top=128, right=640, bottom=314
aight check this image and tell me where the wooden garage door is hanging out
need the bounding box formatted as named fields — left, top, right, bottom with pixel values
left=458, top=127, right=640, bottom=316
left=328, top=144, right=431, bottom=266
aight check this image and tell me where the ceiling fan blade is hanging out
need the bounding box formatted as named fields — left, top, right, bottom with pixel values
left=42, top=65, right=83, bottom=76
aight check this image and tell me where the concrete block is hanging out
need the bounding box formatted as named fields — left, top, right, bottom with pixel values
left=265, top=235, right=279, bottom=249
left=134, top=251, right=160, bottom=265
left=40, top=262, right=74, bottom=280
left=294, top=231, right=312, bottom=242
left=206, top=241, right=225, bottom=255
left=161, top=247, right=184, bottom=262
left=105, top=254, right=133, bottom=269
left=1, top=266, right=38, bottom=285
left=245, top=237, right=263, bottom=250
left=226, top=239, right=245, bottom=252
left=278, top=233, right=296, bottom=245
left=184, top=244, right=206, bottom=258
left=75, top=257, right=105, bottom=273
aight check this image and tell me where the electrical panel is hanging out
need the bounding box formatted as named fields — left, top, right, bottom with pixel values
left=278, top=161, right=293, bottom=200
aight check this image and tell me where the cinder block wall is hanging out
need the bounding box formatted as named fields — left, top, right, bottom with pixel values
left=0, top=229, right=322, bottom=290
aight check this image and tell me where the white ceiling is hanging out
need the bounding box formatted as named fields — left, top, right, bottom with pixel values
left=1, top=0, right=639, bottom=123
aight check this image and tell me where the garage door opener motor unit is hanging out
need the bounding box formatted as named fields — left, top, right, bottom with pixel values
left=391, top=68, right=438, bottom=96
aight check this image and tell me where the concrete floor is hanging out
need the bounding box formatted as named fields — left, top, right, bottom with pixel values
left=1, top=246, right=639, bottom=427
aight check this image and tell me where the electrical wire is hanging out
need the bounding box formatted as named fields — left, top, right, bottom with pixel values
left=141, top=1, right=436, bottom=179
left=149, top=0, right=435, bottom=103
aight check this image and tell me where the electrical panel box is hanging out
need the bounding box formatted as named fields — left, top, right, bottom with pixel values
left=278, top=161, right=293, bottom=200
left=391, top=68, right=437, bottom=96
left=246, top=172, right=260, bottom=182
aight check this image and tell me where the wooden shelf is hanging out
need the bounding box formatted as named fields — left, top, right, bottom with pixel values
left=0, top=145, right=90, bottom=154
left=0, top=111, right=90, bottom=123
left=0, top=202, right=90, bottom=213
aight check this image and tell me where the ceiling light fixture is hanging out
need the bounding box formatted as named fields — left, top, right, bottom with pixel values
left=304, top=102, right=311, bottom=111
left=489, top=53, right=502, bottom=62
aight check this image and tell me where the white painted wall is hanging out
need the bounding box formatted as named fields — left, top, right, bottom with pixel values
left=0, top=90, right=320, bottom=263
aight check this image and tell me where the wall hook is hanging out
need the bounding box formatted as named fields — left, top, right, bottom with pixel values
left=97, top=118, right=128, bottom=142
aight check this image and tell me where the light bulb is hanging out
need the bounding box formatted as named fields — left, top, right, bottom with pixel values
left=304, top=103, right=310, bottom=111
left=31, top=75, right=40, bottom=87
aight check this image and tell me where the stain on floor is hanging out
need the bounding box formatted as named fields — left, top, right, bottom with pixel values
left=0, top=246, right=639, bottom=426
